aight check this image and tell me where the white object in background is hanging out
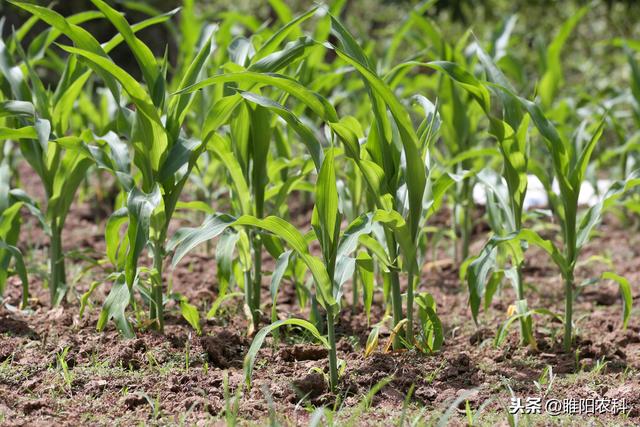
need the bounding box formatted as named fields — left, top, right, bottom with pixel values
left=473, top=175, right=611, bottom=210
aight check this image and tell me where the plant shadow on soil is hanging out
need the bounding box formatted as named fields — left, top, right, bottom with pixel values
left=1, top=166, right=640, bottom=426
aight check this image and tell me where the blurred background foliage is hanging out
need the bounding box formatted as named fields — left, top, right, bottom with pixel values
left=2, top=0, right=639, bottom=107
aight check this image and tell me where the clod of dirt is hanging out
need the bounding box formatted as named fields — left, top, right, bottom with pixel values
left=337, top=339, right=353, bottom=353
left=110, top=338, right=146, bottom=370
left=441, top=352, right=472, bottom=379
left=200, top=330, right=246, bottom=368
left=182, top=396, right=222, bottom=415
left=123, top=394, right=147, bottom=410
left=21, top=377, right=41, bottom=392
left=291, top=372, right=326, bottom=399
left=584, top=290, right=618, bottom=306
left=0, top=315, right=39, bottom=339
left=469, top=328, right=492, bottom=345
left=86, top=379, right=108, bottom=397
left=414, top=385, right=438, bottom=403
left=279, top=344, right=328, bottom=362
left=21, top=399, right=48, bottom=415
left=0, top=345, right=13, bottom=362
left=616, top=329, right=640, bottom=347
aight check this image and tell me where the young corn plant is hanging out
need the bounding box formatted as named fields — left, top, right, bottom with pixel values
left=436, top=46, right=537, bottom=347
left=167, top=6, right=332, bottom=330
left=172, top=148, right=381, bottom=392
left=9, top=0, right=215, bottom=332
left=0, top=18, right=95, bottom=304
left=326, top=16, right=429, bottom=348
left=0, top=145, right=32, bottom=306
left=514, top=102, right=639, bottom=350
left=3, top=3, right=180, bottom=306
left=438, top=49, right=639, bottom=350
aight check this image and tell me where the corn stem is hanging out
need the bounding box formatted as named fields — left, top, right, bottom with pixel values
left=49, top=223, right=65, bottom=305
left=151, top=242, right=164, bottom=332
left=326, top=309, right=338, bottom=393
left=563, top=273, right=574, bottom=351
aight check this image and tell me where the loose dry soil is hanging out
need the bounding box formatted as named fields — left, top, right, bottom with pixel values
left=1, top=165, right=640, bottom=426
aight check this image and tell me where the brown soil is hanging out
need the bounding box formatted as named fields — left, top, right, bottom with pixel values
left=1, top=164, right=639, bottom=426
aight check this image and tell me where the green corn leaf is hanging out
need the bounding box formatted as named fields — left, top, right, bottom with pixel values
left=494, top=308, right=562, bottom=347
left=477, top=168, right=517, bottom=232
left=106, top=208, right=129, bottom=268
left=358, top=234, right=393, bottom=269
left=208, top=135, right=251, bottom=215
left=0, top=240, right=29, bottom=307
left=57, top=45, right=162, bottom=126
left=252, top=6, right=318, bottom=61
left=0, top=100, right=35, bottom=118
left=0, top=20, right=28, bottom=99
left=328, top=30, right=425, bottom=240
left=538, top=6, right=588, bottom=108
left=267, top=0, right=294, bottom=26
left=270, top=250, right=292, bottom=324
left=8, top=1, right=121, bottom=101
left=425, top=172, right=460, bottom=220
left=102, top=8, right=179, bottom=54
left=125, top=186, right=162, bottom=288
left=47, top=152, right=94, bottom=223
left=504, top=90, right=572, bottom=195
left=52, top=71, right=92, bottom=135
left=475, top=44, right=522, bottom=129
left=467, top=242, right=498, bottom=323
left=179, top=297, right=202, bottom=335
left=244, top=318, right=329, bottom=387
left=334, top=256, right=356, bottom=294
left=577, top=170, right=640, bottom=250
left=337, top=213, right=373, bottom=259
left=315, top=147, right=340, bottom=255
left=239, top=91, right=324, bottom=171
left=28, top=11, right=102, bottom=60
left=167, top=31, right=215, bottom=139
left=175, top=201, right=214, bottom=215
left=175, top=72, right=339, bottom=123
left=0, top=161, right=17, bottom=218
left=158, top=137, right=203, bottom=184
left=169, top=213, right=237, bottom=267
left=207, top=292, right=244, bottom=319
left=356, top=252, right=375, bottom=324
left=12, top=33, right=50, bottom=121
left=570, top=120, right=604, bottom=189
left=416, top=293, right=443, bottom=352
left=249, top=36, right=316, bottom=73
left=328, top=116, right=361, bottom=160
left=602, top=272, right=632, bottom=329
left=371, top=209, right=416, bottom=272
left=201, top=94, right=243, bottom=144
left=233, top=215, right=336, bottom=309
left=429, top=61, right=491, bottom=112
left=97, top=273, right=135, bottom=338
left=8, top=189, right=49, bottom=234
left=485, top=271, right=504, bottom=313
left=330, top=14, right=394, bottom=181
left=215, top=229, right=240, bottom=298
left=517, top=230, right=568, bottom=275
left=0, top=126, right=38, bottom=140
left=249, top=103, right=272, bottom=218
left=89, top=0, right=163, bottom=106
